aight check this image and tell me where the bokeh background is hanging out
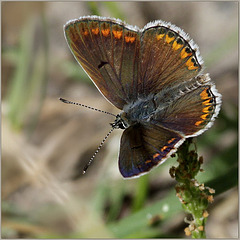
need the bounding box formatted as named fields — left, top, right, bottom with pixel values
left=2, top=1, right=238, bottom=238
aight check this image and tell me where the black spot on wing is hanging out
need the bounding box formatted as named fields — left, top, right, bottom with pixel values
left=98, top=61, right=109, bottom=69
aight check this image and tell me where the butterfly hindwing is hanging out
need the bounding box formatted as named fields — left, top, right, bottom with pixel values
left=119, top=123, right=184, bottom=178
left=153, top=74, right=221, bottom=137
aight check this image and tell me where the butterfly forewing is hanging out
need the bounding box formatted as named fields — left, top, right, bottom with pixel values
left=65, top=17, right=141, bottom=109
left=139, top=25, right=202, bottom=96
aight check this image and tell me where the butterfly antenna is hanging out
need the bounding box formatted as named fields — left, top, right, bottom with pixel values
left=83, top=127, right=115, bottom=174
left=59, top=97, right=116, bottom=117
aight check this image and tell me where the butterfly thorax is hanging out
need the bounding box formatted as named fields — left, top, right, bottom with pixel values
left=111, top=97, right=157, bottom=130
left=120, top=96, right=157, bottom=127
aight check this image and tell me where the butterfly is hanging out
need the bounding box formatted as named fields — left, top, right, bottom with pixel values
left=63, top=15, right=221, bottom=179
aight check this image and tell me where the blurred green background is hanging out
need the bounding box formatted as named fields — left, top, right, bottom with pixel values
left=2, top=1, right=238, bottom=238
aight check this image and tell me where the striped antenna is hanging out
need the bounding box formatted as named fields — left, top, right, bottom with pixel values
left=59, top=97, right=117, bottom=175
left=59, top=97, right=116, bottom=117
left=83, top=127, right=115, bottom=174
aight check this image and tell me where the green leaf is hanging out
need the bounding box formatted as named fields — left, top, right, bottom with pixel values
left=108, top=190, right=182, bottom=238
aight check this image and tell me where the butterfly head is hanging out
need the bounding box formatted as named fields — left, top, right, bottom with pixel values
left=110, top=113, right=129, bottom=130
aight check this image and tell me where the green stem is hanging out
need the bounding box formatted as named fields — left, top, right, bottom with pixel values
left=132, top=174, right=149, bottom=212
left=170, top=138, right=215, bottom=238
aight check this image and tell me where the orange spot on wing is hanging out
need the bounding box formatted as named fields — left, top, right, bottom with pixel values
left=156, top=34, right=165, bottom=40
left=101, top=28, right=110, bottom=37
left=186, top=57, right=199, bottom=70
left=145, top=160, right=152, bottom=164
left=202, top=106, right=211, bottom=113
left=153, top=153, right=160, bottom=159
left=203, top=99, right=211, bottom=105
left=200, top=89, right=209, bottom=100
left=125, top=36, right=135, bottom=43
left=113, top=30, right=122, bottom=39
left=165, top=35, right=174, bottom=44
left=195, top=120, right=203, bottom=126
left=92, top=28, right=99, bottom=35
left=168, top=138, right=176, bottom=144
left=201, top=114, right=209, bottom=120
left=181, top=48, right=192, bottom=59
left=161, top=146, right=168, bottom=152
left=83, top=30, right=89, bottom=36
left=172, top=41, right=183, bottom=51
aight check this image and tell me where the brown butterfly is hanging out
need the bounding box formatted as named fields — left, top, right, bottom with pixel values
left=63, top=16, right=221, bottom=178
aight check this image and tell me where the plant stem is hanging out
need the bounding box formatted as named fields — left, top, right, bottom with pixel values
left=169, top=138, right=215, bottom=238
